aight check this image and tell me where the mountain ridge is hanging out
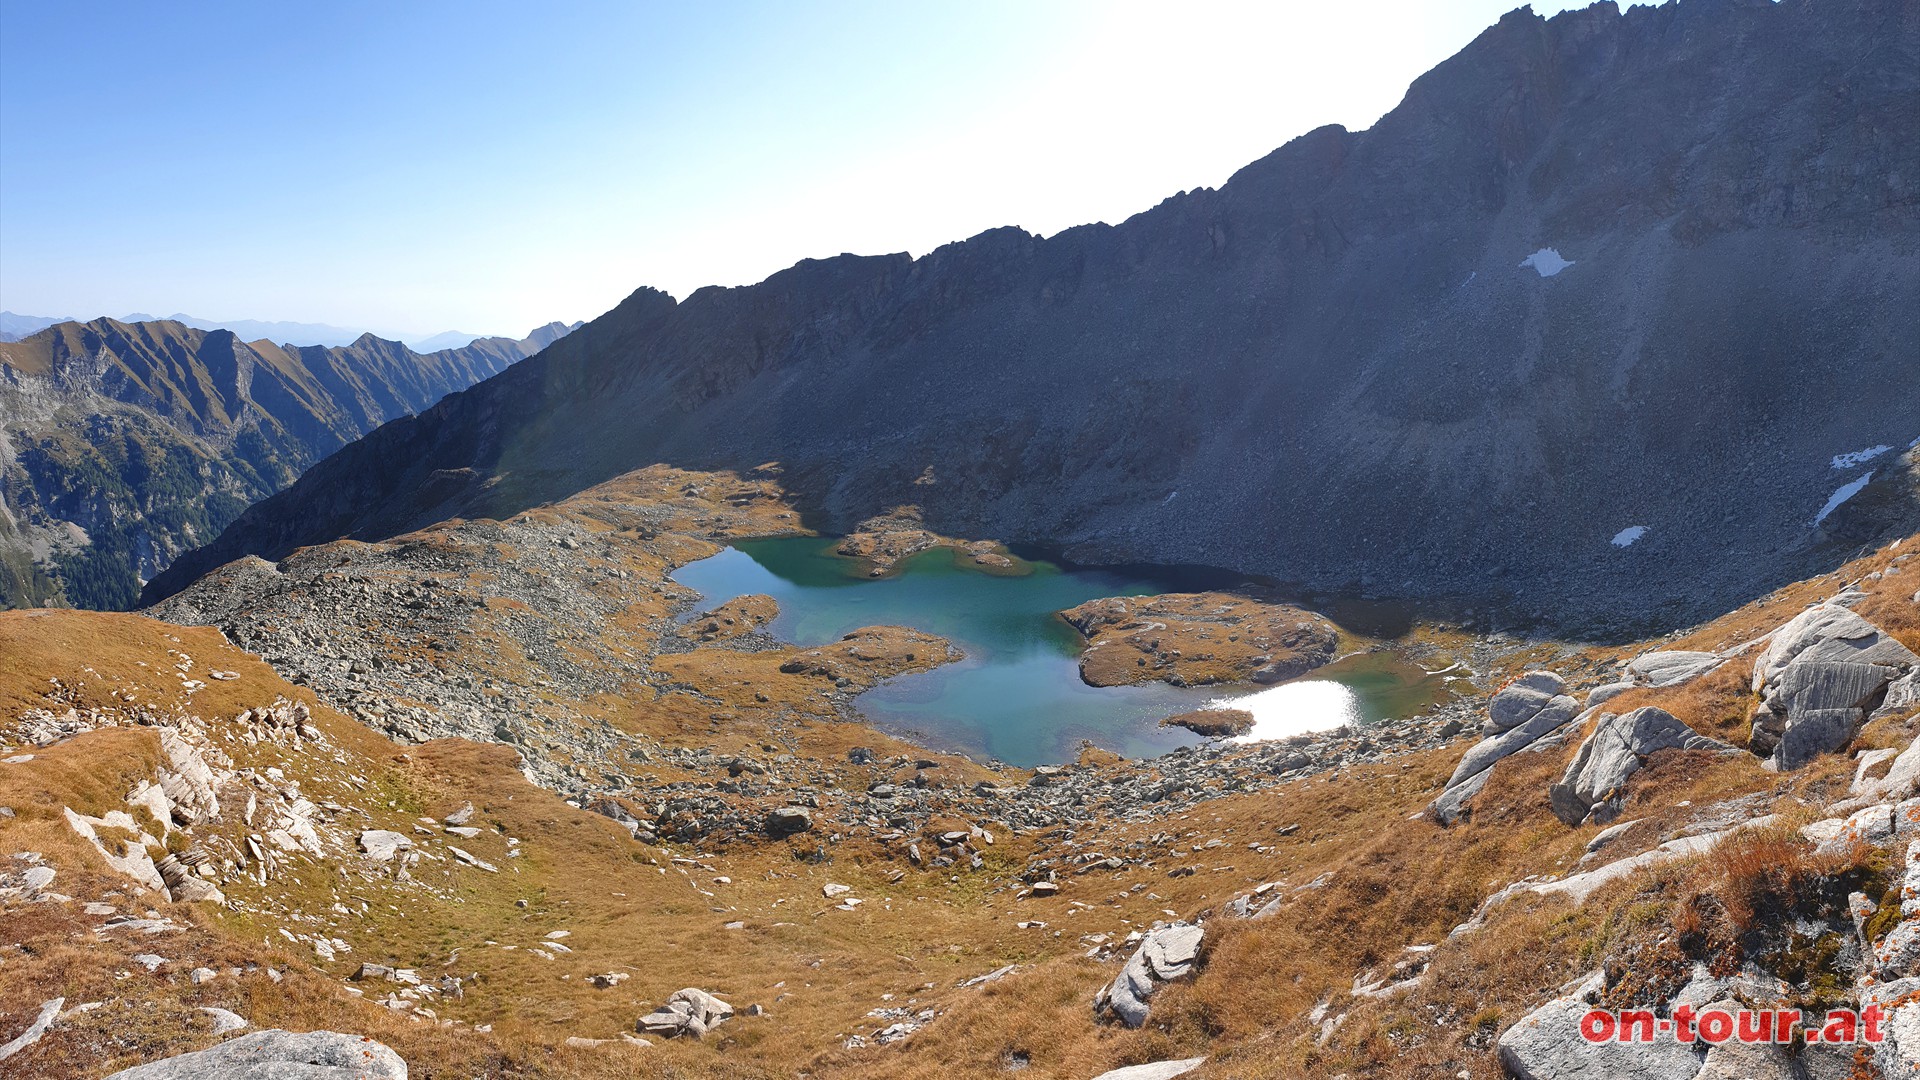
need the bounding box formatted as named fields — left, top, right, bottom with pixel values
left=0, top=311, right=584, bottom=351
left=149, top=0, right=1920, bottom=634
left=0, top=317, right=578, bottom=609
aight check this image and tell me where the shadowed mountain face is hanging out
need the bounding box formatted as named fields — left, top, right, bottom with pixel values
left=0, top=318, right=574, bottom=609
left=149, top=0, right=1920, bottom=633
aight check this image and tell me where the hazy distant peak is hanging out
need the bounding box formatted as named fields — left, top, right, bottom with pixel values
left=162, top=314, right=374, bottom=347
left=4, top=310, right=583, bottom=357
left=0, top=310, right=74, bottom=341
left=408, top=321, right=585, bottom=354
left=405, top=329, right=484, bottom=352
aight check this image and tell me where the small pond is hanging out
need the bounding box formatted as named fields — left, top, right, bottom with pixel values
left=670, top=537, right=1455, bottom=766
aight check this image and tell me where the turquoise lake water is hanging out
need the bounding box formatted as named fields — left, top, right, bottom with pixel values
left=670, top=537, right=1454, bottom=766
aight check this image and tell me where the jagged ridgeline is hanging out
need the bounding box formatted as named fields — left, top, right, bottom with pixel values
left=0, top=318, right=576, bottom=610
left=148, top=0, right=1920, bottom=634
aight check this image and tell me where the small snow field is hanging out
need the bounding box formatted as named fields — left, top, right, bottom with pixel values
left=1519, top=248, right=1574, bottom=277
left=1813, top=471, right=1874, bottom=526
left=1831, top=445, right=1892, bottom=470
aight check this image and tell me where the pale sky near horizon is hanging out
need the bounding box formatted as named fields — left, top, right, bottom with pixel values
left=0, top=1, right=1593, bottom=340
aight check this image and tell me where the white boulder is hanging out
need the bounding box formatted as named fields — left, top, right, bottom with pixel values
left=638, top=988, right=733, bottom=1039
left=1094, top=923, right=1204, bottom=1028
left=1550, top=707, right=1736, bottom=826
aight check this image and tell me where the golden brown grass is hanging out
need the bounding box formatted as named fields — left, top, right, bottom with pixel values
left=6, top=503, right=1912, bottom=1079
left=1691, top=825, right=1864, bottom=937
left=0, top=610, right=1252, bottom=1078
left=1606, top=535, right=1920, bottom=660
left=1598, top=659, right=1759, bottom=746
left=0, top=613, right=1854, bottom=1080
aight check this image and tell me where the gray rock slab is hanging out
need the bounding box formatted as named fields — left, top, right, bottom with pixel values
left=1090, top=1058, right=1208, bottom=1080
left=1096, top=924, right=1204, bottom=1028
left=1431, top=696, right=1583, bottom=825
left=638, top=987, right=733, bottom=1038
left=102, top=1029, right=406, bottom=1079
left=1551, top=707, right=1734, bottom=826
left=1512, top=671, right=1569, bottom=696
left=1587, top=681, right=1636, bottom=707
left=0, top=998, right=64, bottom=1063
left=357, top=831, right=411, bottom=863
left=199, top=1008, right=249, bottom=1035
left=1628, top=650, right=1724, bottom=687
left=1487, top=685, right=1555, bottom=734
left=1753, top=604, right=1918, bottom=692
left=1497, top=973, right=1706, bottom=1080
left=1694, top=1027, right=1795, bottom=1078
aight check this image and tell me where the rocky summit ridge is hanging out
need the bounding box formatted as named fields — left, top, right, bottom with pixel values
left=150, top=0, right=1920, bottom=633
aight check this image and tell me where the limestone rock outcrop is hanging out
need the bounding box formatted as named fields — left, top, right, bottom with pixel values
left=1550, top=707, right=1737, bottom=826
left=1094, top=923, right=1204, bottom=1028
left=1089, top=1059, right=1208, bottom=1080
left=358, top=830, right=413, bottom=863
left=0, top=999, right=64, bottom=1064
left=102, top=1029, right=407, bottom=1080
left=638, top=988, right=734, bottom=1039
left=1431, top=673, right=1581, bottom=825
left=1497, top=972, right=1707, bottom=1080
left=1625, top=651, right=1725, bottom=688
left=64, top=808, right=168, bottom=894
left=1748, top=605, right=1918, bottom=770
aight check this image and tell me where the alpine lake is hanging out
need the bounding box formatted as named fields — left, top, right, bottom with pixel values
left=671, top=537, right=1460, bottom=767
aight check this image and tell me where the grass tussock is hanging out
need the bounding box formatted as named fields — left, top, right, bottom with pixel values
left=1695, top=825, right=1868, bottom=938
left=1599, top=659, right=1759, bottom=747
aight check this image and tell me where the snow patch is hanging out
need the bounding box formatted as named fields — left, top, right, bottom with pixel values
left=1519, top=248, right=1574, bottom=277
left=1831, top=445, right=1892, bottom=470
left=1813, top=471, right=1874, bottom=527
left=1610, top=526, right=1648, bottom=548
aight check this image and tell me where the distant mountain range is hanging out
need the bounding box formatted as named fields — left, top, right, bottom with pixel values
left=0, top=310, right=581, bottom=351
left=0, top=312, right=73, bottom=340
left=0, top=317, right=577, bottom=609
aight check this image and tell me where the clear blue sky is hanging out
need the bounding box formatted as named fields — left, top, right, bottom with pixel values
left=0, top=1, right=1591, bottom=339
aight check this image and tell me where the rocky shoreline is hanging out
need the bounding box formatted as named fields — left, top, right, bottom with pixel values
left=140, top=465, right=1525, bottom=850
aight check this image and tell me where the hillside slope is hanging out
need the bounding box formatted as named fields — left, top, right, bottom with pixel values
left=150, top=0, right=1920, bottom=633
left=0, top=318, right=575, bottom=609
left=5, top=459, right=1918, bottom=1078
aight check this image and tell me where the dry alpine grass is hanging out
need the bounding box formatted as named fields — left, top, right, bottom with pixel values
left=5, top=527, right=1915, bottom=1078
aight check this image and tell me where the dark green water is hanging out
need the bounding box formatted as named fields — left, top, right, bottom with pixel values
left=670, top=537, right=1454, bottom=766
